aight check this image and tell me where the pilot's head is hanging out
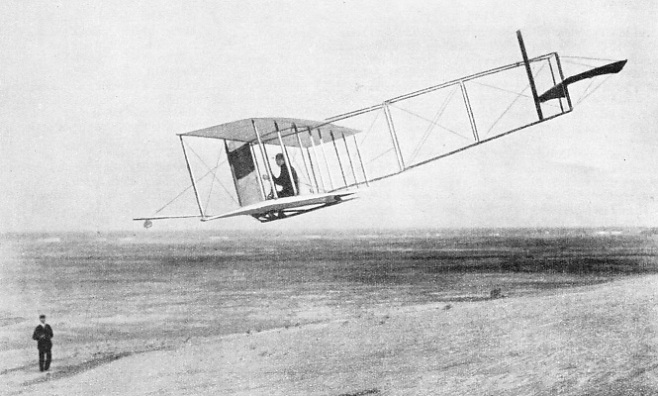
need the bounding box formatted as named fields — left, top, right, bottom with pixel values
left=39, top=314, right=46, bottom=324
left=275, top=153, right=285, bottom=167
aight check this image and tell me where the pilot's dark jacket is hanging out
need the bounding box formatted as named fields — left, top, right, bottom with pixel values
left=272, top=163, right=298, bottom=197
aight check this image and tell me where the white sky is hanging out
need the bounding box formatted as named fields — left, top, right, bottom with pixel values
left=1, top=1, right=656, bottom=232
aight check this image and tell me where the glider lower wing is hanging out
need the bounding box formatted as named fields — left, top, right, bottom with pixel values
left=200, top=192, right=356, bottom=222
left=539, top=60, right=627, bottom=102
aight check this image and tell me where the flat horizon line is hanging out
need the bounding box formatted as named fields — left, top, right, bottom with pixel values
left=2, top=226, right=657, bottom=236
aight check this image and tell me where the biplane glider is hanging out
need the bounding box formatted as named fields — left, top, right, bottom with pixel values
left=135, top=31, right=626, bottom=225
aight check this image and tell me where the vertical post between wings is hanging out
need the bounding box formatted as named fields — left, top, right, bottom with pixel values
left=342, top=133, right=359, bottom=188
left=459, top=81, right=480, bottom=142
left=383, top=102, right=406, bottom=171
left=554, top=53, right=573, bottom=111
left=179, top=136, right=205, bottom=217
left=547, top=59, right=565, bottom=113
left=252, top=120, right=278, bottom=199
left=352, top=135, right=369, bottom=187
left=317, top=129, right=335, bottom=190
left=305, top=147, right=320, bottom=193
left=307, top=127, right=326, bottom=192
left=293, top=124, right=315, bottom=193
left=274, top=121, right=298, bottom=196
left=516, top=30, right=543, bottom=121
left=330, top=130, right=348, bottom=187
left=249, top=142, right=266, bottom=200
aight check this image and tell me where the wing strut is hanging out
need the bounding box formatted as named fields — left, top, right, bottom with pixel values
left=293, top=123, right=316, bottom=193
left=352, top=134, right=369, bottom=187
left=249, top=142, right=267, bottom=200
left=342, top=132, right=360, bottom=188
left=383, top=102, right=406, bottom=171
left=307, top=127, right=327, bottom=192
left=252, top=120, right=278, bottom=199
left=275, top=121, right=298, bottom=196
left=317, top=129, right=335, bottom=190
left=330, top=130, right=348, bottom=186
left=179, top=136, right=206, bottom=218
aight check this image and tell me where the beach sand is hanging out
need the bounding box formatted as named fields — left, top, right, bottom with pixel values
left=4, top=274, right=657, bottom=395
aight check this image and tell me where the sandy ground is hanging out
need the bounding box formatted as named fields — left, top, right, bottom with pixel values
left=3, top=274, right=657, bottom=396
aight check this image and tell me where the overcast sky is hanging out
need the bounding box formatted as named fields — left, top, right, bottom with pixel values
left=1, top=1, right=656, bottom=232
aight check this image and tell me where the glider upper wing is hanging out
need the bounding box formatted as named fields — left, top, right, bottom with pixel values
left=180, top=118, right=360, bottom=147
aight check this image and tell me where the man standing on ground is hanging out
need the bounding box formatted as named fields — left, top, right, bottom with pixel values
left=32, top=314, right=53, bottom=372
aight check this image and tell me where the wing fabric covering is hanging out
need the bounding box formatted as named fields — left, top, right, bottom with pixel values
left=539, top=60, right=627, bottom=102
left=226, top=141, right=261, bottom=207
left=182, top=118, right=360, bottom=147
left=227, top=143, right=255, bottom=180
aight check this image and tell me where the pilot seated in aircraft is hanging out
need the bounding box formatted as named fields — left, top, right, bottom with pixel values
left=263, top=153, right=299, bottom=198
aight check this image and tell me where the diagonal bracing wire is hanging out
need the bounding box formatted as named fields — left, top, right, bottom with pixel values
left=358, top=109, right=382, bottom=147
left=562, top=55, right=617, bottom=63
left=482, top=85, right=532, bottom=139
left=574, top=78, right=597, bottom=106
left=561, top=59, right=602, bottom=69
left=576, top=75, right=614, bottom=106
left=365, top=147, right=395, bottom=165
left=470, top=80, right=562, bottom=110
left=286, top=149, right=313, bottom=192
left=388, top=102, right=471, bottom=142
left=482, top=62, right=548, bottom=138
left=187, top=145, right=239, bottom=205
left=548, top=58, right=616, bottom=106
left=154, top=159, right=229, bottom=215
left=407, top=86, right=460, bottom=163
left=204, top=147, right=225, bottom=211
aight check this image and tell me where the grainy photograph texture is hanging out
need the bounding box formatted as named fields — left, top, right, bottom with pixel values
left=1, top=1, right=657, bottom=395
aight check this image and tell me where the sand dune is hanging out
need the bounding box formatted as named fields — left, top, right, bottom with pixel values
left=6, top=275, right=657, bottom=395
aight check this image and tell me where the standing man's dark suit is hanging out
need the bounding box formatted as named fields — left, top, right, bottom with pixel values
left=32, top=316, right=53, bottom=372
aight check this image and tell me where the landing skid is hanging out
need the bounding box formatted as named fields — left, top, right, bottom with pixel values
left=251, top=199, right=351, bottom=223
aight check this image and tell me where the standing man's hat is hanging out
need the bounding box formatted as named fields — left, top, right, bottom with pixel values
left=39, top=314, right=45, bottom=318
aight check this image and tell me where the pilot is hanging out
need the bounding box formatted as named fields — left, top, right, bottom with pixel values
left=32, top=314, right=53, bottom=372
left=263, top=153, right=298, bottom=198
